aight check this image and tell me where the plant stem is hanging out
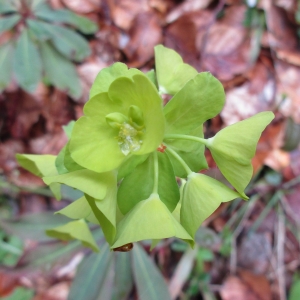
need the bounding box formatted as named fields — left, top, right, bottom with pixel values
left=165, top=146, right=193, bottom=176
left=164, top=134, right=209, bottom=147
left=152, top=151, right=159, bottom=194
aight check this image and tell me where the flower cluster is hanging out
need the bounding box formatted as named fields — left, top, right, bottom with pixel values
left=17, top=45, right=274, bottom=251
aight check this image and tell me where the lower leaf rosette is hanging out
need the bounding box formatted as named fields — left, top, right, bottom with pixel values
left=111, top=193, right=193, bottom=249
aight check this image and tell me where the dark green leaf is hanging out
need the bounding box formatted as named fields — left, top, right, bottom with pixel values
left=39, top=42, right=82, bottom=99
left=282, top=117, right=300, bottom=151
left=13, top=29, right=42, bottom=92
left=35, top=5, right=98, bottom=34
left=26, top=19, right=52, bottom=41
left=0, top=212, right=69, bottom=242
left=2, top=287, right=34, bottom=300
left=0, top=1, right=18, bottom=14
left=118, top=152, right=180, bottom=214
left=33, top=21, right=91, bottom=61
left=0, top=42, right=14, bottom=91
left=132, top=244, right=172, bottom=300
left=68, top=243, right=113, bottom=300
left=111, top=252, right=133, bottom=300
left=0, top=15, right=21, bottom=34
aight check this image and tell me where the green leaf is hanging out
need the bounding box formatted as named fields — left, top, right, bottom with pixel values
left=13, top=29, right=42, bottom=92
left=117, top=154, right=149, bottom=180
left=70, top=74, right=165, bottom=173
left=39, top=41, right=82, bottom=99
left=206, top=111, right=275, bottom=198
left=63, top=120, right=76, bottom=138
left=289, top=277, right=300, bottom=300
left=166, top=126, right=208, bottom=178
left=35, top=5, right=98, bottom=34
left=0, top=42, right=14, bottom=92
left=56, top=196, right=98, bottom=224
left=181, top=173, right=240, bottom=239
left=46, top=219, right=99, bottom=252
left=16, top=154, right=58, bottom=177
left=111, top=252, right=134, bottom=300
left=154, top=44, right=197, bottom=95
left=89, top=62, right=142, bottom=99
left=0, top=1, right=18, bottom=14
left=26, top=19, right=52, bottom=41
left=164, top=72, right=225, bottom=135
left=68, top=244, right=112, bottom=300
left=0, top=212, right=69, bottom=242
left=132, top=244, right=172, bottom=300
left=85, top=172, right=117, bottom=245
left=2, top=287, right=34, bottom=300
left=112, top=193, right=193, bottom=249
left=118, top=152, right=180, bottom=214
left=43, top=169, right=112, bottom=200
left=64, top=142, right=84, bottom=172
left=32, top=21, right=90, bottom=61
left=146, top=69, right=158, bottom=88
left=55, top=146, right=69, bottom=174
left=0, top=15, right=21, bottom=34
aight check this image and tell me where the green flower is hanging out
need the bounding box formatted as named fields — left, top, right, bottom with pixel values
left=69, top=65, right=165, bottom=173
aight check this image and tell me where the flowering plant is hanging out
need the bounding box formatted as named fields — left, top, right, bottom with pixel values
left=17, top=45, right=274, bottom=252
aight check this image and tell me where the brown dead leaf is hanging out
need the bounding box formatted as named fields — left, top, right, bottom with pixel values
left=276, top=49, right=300, bottom=67
left=33, top=282, right=70, bottom=300
left=237, top=232, right=272, bottom=274
left=263, top=3, right=297, bottom=51
left=109, top=0, right=149, bottom=30
left=165, top=0, right=213, bottom=24
left=220, top=276, right=258, bottom=300
left=61, top=0, right=101, bottom=13
left=124, top=11, right=162, bottom=67
left=0, top=140, right=25, bottom=173
left=165, top=12, right=201, bottom=68
left=0, top=273, right=20, bottom=297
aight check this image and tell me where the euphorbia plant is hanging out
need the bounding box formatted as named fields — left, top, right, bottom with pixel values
left=16, top=45, right=274, bottom=252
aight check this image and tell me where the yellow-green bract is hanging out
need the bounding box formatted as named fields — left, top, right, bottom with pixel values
left=16, top=45, right=274, bottom=252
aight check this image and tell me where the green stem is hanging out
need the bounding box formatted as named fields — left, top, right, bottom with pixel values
left=165, top=146, right=193, bottom=176
left=152, top=151, right=159, bottom=194
left=164, top=134, right=209, bottom=147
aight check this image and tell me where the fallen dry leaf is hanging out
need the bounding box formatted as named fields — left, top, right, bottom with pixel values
left=124, top=11, right=162, bottom=67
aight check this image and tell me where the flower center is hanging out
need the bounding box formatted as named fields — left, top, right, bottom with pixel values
left=117, top=123, right=143, bottom=156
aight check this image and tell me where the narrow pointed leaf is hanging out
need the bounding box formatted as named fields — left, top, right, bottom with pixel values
left=39, top=42, right=82, bottom=99
left=181, top=173, right=240, bottom=239
left=68, top=244, right=112, bottom=300
left=0, top=42, right=14, bottom=91
left=0, top=15, right=21, bottom=35
left=46, top=219, right=99, bottom=252
left=35, top=6, right=98, bottom=34
left=112, top=193, right=193, bottom=249
left=132, top=244, right=172, bottom=300
left=111, top=252, right=134, bottom=300
left=13, top=29, right=42, bottom=92
left=206, top=111, right=274, bottom=197
left=155, top=44, right=197, bottom=95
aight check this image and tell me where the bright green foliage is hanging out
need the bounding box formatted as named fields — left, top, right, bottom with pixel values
left=155, top=45, right=197, bottom=95
left=46, top=219, right=99, bottom=252
left=206, top=111, right=274, bottom=198
left=0, top=0, right=97, bottom=96
left=16, top=45, right=274, bottom=252
left=181, top=173, right=240, bottom=239
left=112, top=193, right=193, bottom=249
left=70, top=73, right=165, bottom=173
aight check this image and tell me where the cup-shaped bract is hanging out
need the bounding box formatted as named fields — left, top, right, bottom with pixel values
left=46, top=219, right=99, bottom=252
left=112, top=193, right=193, bottom=249
left=181, top=173, right=240, bottom=239
left=69, top=72, right=165, bottom=173
left=206, top=111, right=274, bottom=198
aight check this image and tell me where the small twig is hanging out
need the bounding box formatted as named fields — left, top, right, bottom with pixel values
left=276, top=206, right=286, bottom=300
